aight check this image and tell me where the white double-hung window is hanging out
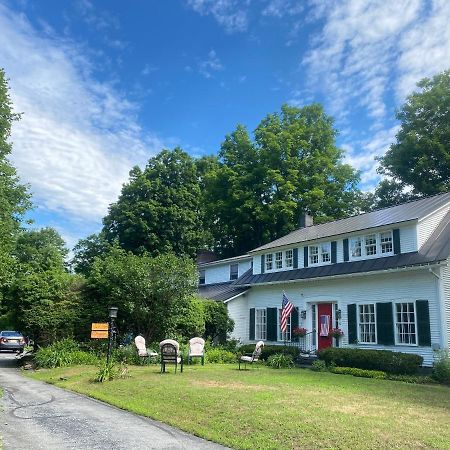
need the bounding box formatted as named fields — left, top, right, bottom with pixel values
left=380, top=232, right=393, bottom=254
left=265, top=254, right=273, bottom=271
left=350, top=231, right=394, bottom=260
left=395, top=302, right=417, bottom=345
left=358, top=304, right=376, bottom=343
left=275, top=251, right=283, bottom=269
left=255, top=309, right=267, bottom=340
left=309, top=245, right=319, bottom=265
left=278, top=309, right=292, bottom=342
left=285, top=249, right=293, bottom=268
left=309, top=242, right=331, bottom=265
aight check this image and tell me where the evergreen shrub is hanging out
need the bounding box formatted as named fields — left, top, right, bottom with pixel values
left=318, top=347, right=422, bottom=375
left=432, top=351, right=450, bottom=385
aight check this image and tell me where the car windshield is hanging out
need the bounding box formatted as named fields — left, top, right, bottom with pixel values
left=1, top=331, right=22, bottom=337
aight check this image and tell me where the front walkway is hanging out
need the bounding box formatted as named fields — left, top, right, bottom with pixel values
left=0, top=354, right=226, bottom=449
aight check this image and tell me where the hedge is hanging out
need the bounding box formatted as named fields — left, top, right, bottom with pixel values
left=317, top=347, right=423, bottom=375
left=238, top=344, right=298, bottom=361
left=330, top=366, right=387, bottom=379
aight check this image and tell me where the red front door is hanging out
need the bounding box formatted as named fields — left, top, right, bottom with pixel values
left=317, top=303, right=333, bottom=351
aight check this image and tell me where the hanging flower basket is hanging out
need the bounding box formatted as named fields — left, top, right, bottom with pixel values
left=293, top=327, right=308, bottom=337
left=328, top=328, right=344, bottom=339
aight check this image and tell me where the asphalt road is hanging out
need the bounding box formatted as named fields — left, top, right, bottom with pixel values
left=0, top=353, right=226, bottom=449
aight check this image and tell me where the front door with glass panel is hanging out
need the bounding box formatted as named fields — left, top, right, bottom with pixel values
left=317, top=303, right=333, bottom=350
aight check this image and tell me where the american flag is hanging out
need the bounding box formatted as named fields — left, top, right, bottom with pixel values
left=281, top=292, right=294, bottom=333
left=320, top=315, right=330, bottom=336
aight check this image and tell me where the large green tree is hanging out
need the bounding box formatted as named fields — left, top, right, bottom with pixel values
left=7, top=228, right=81, bottom=346
left=86, top=247, right=199, bottom=342
left=205, top=104, right=362, bottom=256
left=0, top=69, right=31, bottom=294
left=103, top=148, right=207, bottom=258
left=377, top=69, right=450, bottom=197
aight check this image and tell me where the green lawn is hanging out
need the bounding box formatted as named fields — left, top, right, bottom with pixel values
left=29, top=364, right=450, bottom=449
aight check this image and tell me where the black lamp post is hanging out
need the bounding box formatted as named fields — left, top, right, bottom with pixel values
left=107, top=306, right=118, bottom=364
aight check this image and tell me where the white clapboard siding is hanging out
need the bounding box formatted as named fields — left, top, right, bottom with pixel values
left=229, top=268, right=441, bottom=366
left=440, top=258, right=450, bottom=351
left=204, top=264, right=232, bottom=284
left=238, top=260, right=252, bottom=276
left=226, top=295, right=248, bottom=342
left=400, top=224, right=418, bottom=253
left=253, top=255, right=261, bottom=275
left=417, top=204, right=450, bottom=249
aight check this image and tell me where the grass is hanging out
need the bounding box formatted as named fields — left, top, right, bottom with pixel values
left=28, top=364, right=450, bottom=449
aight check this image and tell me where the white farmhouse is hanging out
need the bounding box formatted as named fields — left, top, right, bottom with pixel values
left=199, top=192, right=450, bottom=366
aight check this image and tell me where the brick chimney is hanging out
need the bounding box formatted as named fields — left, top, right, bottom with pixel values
left=299, top=212, right=313, bottom=228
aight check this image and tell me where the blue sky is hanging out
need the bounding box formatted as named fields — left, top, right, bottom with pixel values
left=1, top=0, right=449, bottom=250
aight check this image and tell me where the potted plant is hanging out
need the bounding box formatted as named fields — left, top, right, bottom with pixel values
left=328, top=328, right=344, bottom=339
left=292, top=327, right=308, bottom=338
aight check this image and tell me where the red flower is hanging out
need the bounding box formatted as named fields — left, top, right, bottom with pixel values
left=329, top=328, right=344, bottom=338
left=293, top=327, right=308, bottom=337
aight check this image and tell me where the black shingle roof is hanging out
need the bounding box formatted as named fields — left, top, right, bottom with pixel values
left=251, top=192, right=450, bottom=253
left=235, top=209, right=450, bottom=286
left=198, top=282, right=249, bottom=302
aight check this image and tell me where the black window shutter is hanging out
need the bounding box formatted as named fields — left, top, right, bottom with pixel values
left=331, top=241, right=337, bottom=263
left=304, top=247, right=309, bottom=267
left=347, top=304, right=357, bottom=344
left=376, top=302, right=395, bottom=345
left=293, top=248, right=298, bottom=269
left=261, top=254, right=265, bottom=274
left=393, top=229, right=401, bottom=254
left=267, top=307, right=278, bottom=341
left=291, top=307, right=299, bottom=341
left=416, top=300, right=431, bottom=346
left=343, top=239, right=349, bottom=261
left=249, top=308, right=255, bottom=340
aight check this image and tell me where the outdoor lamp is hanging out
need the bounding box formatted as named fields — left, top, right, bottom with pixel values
left=108, top=306, right=118, bottom=319
left=336, top=309, right=342, bottom=320
left=300, top=310, right=307, bottom=320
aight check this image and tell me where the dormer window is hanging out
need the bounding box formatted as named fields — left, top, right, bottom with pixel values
left=230, top=263, right=239, bottom=280
left=264, top=249, right=295, bottom=272
left=285, top=249, right=293, bottom=268
left=365, top=234, right=377, bottom=256
left=321, top=243, right=331, bottom=262
left=266, top=253, right=273, bottom=271
left=309, top=242, right=331, bottom=265
left=350, top=231, right=394, bottom=260
left=275, top=251, right=283, bottom=269
left=381, top=232, right=393, bottom=253
left=199, top=269, right=205, bottom=285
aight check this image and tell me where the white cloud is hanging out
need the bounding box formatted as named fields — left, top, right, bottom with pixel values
left=186, top=0, right=248, bottom=33
left=304, top=0, right=450, bottom=120
left=342, top=126, right=399, bottom=189
left=198, top=49, right=224, bottom=78
left=262, top=0, right=304, bottom=18
left=0, top=4, right=165, bottom=223
left=303, top=0, right=450, bottom=188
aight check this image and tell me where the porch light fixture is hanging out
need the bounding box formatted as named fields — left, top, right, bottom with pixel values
left=300, top=310, right=307, bottom=320
left=336, top=309, right=342, bottom=320
left=108, top=306, right=119, bottom=319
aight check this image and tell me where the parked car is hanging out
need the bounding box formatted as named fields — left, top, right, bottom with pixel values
left=0, top=331, right=26, bottom=353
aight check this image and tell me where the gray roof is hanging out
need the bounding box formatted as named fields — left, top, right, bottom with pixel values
left=250, top=192, right=450, bottom=253
left=198, top=254, right=251, bottom=268
left=198, top=282, right=249, bottom=302
left=235, top=209, right=450, bottom=286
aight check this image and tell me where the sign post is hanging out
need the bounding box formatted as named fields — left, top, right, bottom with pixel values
left=91, top=323, right=109, bottom=339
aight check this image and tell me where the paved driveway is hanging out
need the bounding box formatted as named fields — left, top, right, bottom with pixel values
left=0, top=353, right=226, bottom=449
